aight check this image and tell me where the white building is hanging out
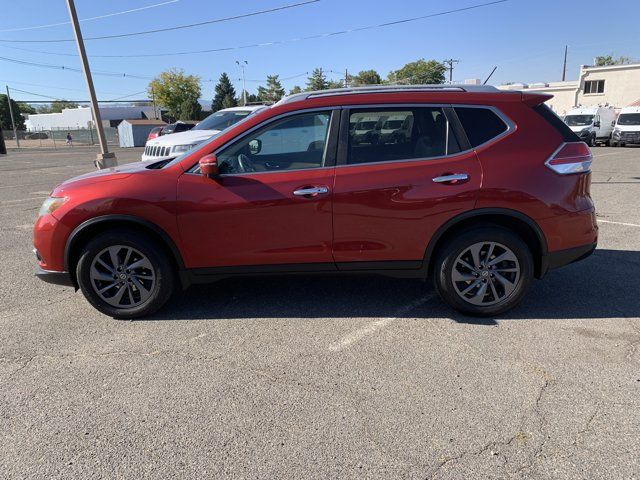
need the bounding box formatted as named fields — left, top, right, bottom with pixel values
left=498, top=63, right=640, bottom=116
left=24, top=105, right=156, bottom=132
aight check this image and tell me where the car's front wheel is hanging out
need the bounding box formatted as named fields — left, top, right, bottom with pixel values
left=433, top=226, right=533, bottom=317
left=76, top=230, right=175, bottom=319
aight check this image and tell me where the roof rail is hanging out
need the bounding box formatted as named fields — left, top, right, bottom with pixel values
left=276, top=84, right=500, bottom=105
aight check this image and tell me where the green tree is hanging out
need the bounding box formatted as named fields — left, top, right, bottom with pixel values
left=594, top=55, right=631, bottom=66
left=35, top=100, right=79, bottom=114
left=289, top=85, right=303, bottom=95
left=180, top=99, right=203, bottom=121
left=257, top=75, right=286, bottom=103
left=306, top=68, right=329, bottom=91
left=239, top=90, right=261, bottom=104
left=212, top=73, right=237, bottom=111
left=17, top=102, right=36, bottom=115
left=387, top=59, right=447, bottom=85
left=351, top=69, right=383, bottom=86
left=0, top=94, right=26, bottom=130
left=148, top=68, right=202, bottom=120
left=327, top=80, right=344, bottom=89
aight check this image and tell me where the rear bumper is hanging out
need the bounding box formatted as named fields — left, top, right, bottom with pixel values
left=35, top=266, right=74, bottom=287
left=539, top=242, right=596, bottom=278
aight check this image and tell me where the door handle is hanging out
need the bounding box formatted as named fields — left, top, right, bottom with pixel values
left=293, top=186, right=329, bottom=197
left=432, top=173, right=469, bottom=184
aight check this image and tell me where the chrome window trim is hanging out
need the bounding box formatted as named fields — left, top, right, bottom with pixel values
left=186, top=107, right=340, bottom=175
left=453, top=104, right=515, bottom=150
left=186, top=104, right=515, bottom=174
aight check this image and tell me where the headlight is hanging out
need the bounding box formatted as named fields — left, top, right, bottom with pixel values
left=172, top=144, right=196, bottom=153
left=38, top=196, right=67, bottom=217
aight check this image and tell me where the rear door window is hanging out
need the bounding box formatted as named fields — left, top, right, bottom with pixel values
left=346, top=107, right=461, bottom=165
left=454, top=107, right=509, bottom=147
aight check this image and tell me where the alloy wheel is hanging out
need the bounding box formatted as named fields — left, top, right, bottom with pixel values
left=451, top=241, right=520, bottom=306
left=89, top=245, right=156, bottom=308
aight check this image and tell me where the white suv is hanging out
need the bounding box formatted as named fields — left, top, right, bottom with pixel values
left=142, top=105, right=265, bottom=162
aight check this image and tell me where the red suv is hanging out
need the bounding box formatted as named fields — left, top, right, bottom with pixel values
left=34, top=85, right=597, bottom=319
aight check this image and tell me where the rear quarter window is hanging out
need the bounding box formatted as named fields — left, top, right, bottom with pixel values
left=533, top=104, right=580, bottom=142
left=454, top=107, right=509, bottom=147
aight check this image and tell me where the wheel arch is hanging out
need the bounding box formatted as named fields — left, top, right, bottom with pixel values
left=64, top=215, right=186, bottom=289
left=424, top=208, right=549, bottom=279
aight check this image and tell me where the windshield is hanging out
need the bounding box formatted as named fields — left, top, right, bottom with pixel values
left=564, top=115, right=594, bottom=126
left=384, top=120, right=404, bottom=129
left=357, top=121, right=378, bottom=130
left=194, top=110, right=253, bottom=131
left=617, top=113, right=640, bottom=126
left=162, top=109, right=262, bottom=168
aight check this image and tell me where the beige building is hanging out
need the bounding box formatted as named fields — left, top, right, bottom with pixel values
left=498, top=63, right=640, bottom=116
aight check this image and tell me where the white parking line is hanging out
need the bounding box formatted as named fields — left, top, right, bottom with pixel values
left=599, top=219, right=640, bottom=228
left=328, top=293, right=436, bottom=352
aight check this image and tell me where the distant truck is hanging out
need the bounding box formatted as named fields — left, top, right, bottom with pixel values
left=611, top=106, right=640, bottom=147
left=563, top=106, right=616, bottom=146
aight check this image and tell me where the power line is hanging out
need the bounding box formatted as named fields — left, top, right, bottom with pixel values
left=0, top=0, right=320, bottom=43
left=0, top=0, right=180, bottom=33
left=0, top=78, right=130, bottom=95
left=0, top=0, right=507, bottom=57
left=0, top=55, right=154, bottom=80
left=5, top=87, right=61, bottom=100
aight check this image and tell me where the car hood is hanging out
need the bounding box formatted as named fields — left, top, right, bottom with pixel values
left=146, top=129, right=219, bottom=147
left=52, top=160, right=159, bottom=195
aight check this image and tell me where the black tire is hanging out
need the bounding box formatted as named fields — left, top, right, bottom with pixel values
left=76, top=229, right=175, bottom=319
left=611, top=141, right=618, bottom=147
left=432, top=226, right=534, bottom=317
left=588, top=134, right=596, bottom=147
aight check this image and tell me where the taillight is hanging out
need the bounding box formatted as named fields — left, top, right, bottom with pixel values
left=545, top=142, right=592, bottom=175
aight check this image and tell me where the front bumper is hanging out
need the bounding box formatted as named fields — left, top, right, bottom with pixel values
left=613, top=131, right=640, bottom=144
left=35, top=266, right=74, bottom=287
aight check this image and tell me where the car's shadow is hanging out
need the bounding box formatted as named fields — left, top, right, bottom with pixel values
left=144, top=249, right=640, bottom=325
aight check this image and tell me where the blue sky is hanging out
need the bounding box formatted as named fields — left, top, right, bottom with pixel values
left=1, top=0, right=639, bottom=103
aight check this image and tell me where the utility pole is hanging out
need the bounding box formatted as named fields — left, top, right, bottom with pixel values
left=561, top=45, right=568, bottom=81
left=236, top=60, right=248, bottom=105
left=443, top=59, right=460, bottom=84
left=344, top=69, right=349, bottom=88
left=66, top=0, right=116, bottom=169
left=5, top=86, right=20, bottom=148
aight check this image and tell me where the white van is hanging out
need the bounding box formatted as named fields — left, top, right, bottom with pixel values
left=142, top=105, right=265, bottom=162
left=563, top=106, right=617, bottom=146
left=611, top=106, right=640, bottom=147
left=379, top=113, right=414, bottom=144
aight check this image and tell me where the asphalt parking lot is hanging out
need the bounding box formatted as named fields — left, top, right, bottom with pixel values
left=1, top=145, right=639, bottom=479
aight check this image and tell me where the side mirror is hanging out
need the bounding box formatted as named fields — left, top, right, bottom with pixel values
left=199, top=154, right=219, bottom=178
left=248, top=138, right=262, bottom=155
left=594, top=121, right=601, bottom=128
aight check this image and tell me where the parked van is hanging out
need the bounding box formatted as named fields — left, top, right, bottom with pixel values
left=379, top=113, right=414, bottom=144
left=353, top=116, right=385, bottom=144
left=563, top=106, right=616, bottom=146
left=611, top=106, right=640, bottom=147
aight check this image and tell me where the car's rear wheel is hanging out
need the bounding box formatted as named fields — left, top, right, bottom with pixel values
left=76, top=230, right=174, bottom=319
left=433, top=226, right=533, bottom=317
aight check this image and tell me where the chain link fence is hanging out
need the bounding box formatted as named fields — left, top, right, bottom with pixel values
left=1, top=127, right=119, bottom=149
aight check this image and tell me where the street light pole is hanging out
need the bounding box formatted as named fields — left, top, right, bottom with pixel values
left=5, top=86, right=20, bottom=148
left=65, top=0, right=117, bottom=169
left=236, top=60, right=248, bottom=106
